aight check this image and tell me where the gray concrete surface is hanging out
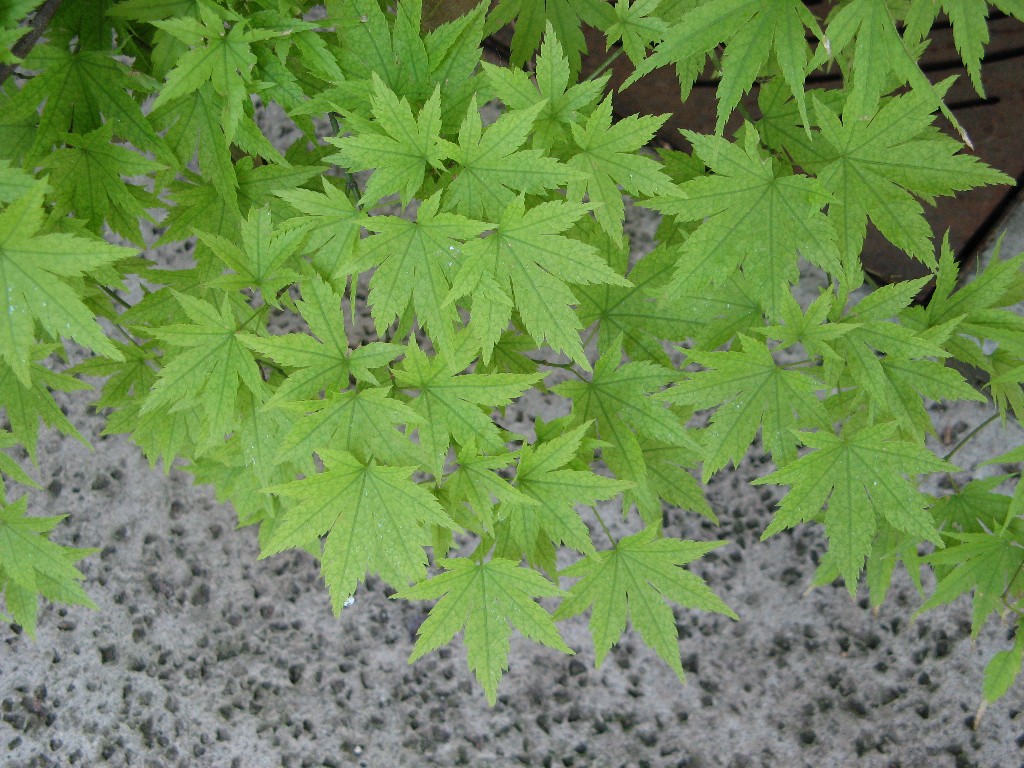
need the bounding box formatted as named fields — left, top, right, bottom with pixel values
left=4, top=103, right=1024, bottom=768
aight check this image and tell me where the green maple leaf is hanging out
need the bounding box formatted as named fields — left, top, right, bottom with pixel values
left=906, top=0, right=990, bottom=95
left=554, top=339, right=697, bottom=519
left=262, top=449, right=456, bottom=612
left=0, top=349, right=89, bottom=461
left=153, top=85, right=242, bottom=220
left=274, top=178, right=366, bottom=284
left=917, top=530, right=1024, bottom=637
left=197, top=205, right=305, bottom=306
left=622, top=0, right=822, bottom=131
left=660, top=334, right=829, bottom=480
left=913, top=239, right=1024, bottom=421
left=605, top=0, right=669, bottom=67
left=828, top=278, right=980, bottom=433
left=39, top=124, right=165, bottom=245
left=324, top=0, right=484, bottom=127
left=554, top=525, right=736, bottom=682
left=482, top=22, right=608, bottom=150
left=0, top=498, right=98, bottom=638
left=395, top=556, right=572, bottom=706
left=0, top=161, right=36, bottom=205
left=156, top=156, right=324, bottom=245
left=440, top=96, right=578, bottom=219
left=10, top=43, right=174, bottom=164
left=982, top=631, right=1024, bottom=704
left=139, top=292, right=265, bottom=443
left=820, top=0, right=970, bottom=139
left=394, top=344, right=541, bottom=477
left=637, top=437, right=717, bottom=524
left=277, top=387, right=424, bottom=468
left=447, top=196, right=631, bottom=368
left=0, top=430, right=39, bottom=504
left=0, top=183, right=128, bottom=385
left=326, top=73, right=446, bottom=207
left=793, top=92, right=1010, bottom=268
left=495, top=422, right=631, bottom=572
left=359, top=193, right=489, bottom=356
left=650, top=129, right=839, bottom=318
left=240, top=274, right=404, bottom=408
left=566, top=96, right=675, bottom=242
left=487, top=0, right=615, bottom=75
left=150, top=5, right=280, bottom=143
left=575, top=232, right=698, bottom=368
left=755, top=423, right=952, bottom=593
left=440, top=447, right=538, bottom=534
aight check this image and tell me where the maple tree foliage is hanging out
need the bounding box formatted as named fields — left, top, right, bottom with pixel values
left=1, top=0, right=1024, bottom=709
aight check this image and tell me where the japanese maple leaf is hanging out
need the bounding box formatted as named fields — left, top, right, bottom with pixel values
left=326, top=74, right=446, bottom=207
left=10, top=43, right=174, bottom=164
left=277, top=387, right=424, bottom=469
left=328, top=0, right=484, bottom=119
left=0, top=498, right=98, bottom=638
left=755, top=423, right=953, bottom=593
left=0, top=183, right=128, bottom=385
left=440, top=96, right=578, bottom=219
left=239, top=274, right=404, bottom=407
left=482, top=22, right=608, bottom=150
left=395, top=557, right=572, bottom=705
left=605, top=0, right=669, bottom=67
left=197, top=205, right=305, bottom=306
left=659, top=335, right=830, bottom=479
left=820, top=0, right=969, bottom=139
left=0, top=347, right=89, bottom=461
left=394, top=343, right=541, bottom=477
left=792, top=91, right=1010, bottom=268
left=447, top=196, right=630, bottom=368
left=139, top=292, right=265, bottom=443
left=262, top=449, right=457, bottom=612
left=650, top=130, right=839, bottom=318
left=39, top=124, right=165, bottom=245
left=488, top=0, right=616, bottom=74
left=554, top=338, right=698, bottom=517
left=622, top=0, right=823, bottom=131
left=918, top=530, right=1024, bottom=638
left=575, top=241, right=704, bottom=368
left=495, top=422, right=631, bottom=573
left=359, top=192, right=489, bottom=356
left=274, top=179, right=367, bottom=283
left=566, top=96, right=675, bottom=241
left=150, top=6, right=280, bottom=143
left=554, top=525, right=736, bottom=682
left=440, top=447, right=538, bottom=534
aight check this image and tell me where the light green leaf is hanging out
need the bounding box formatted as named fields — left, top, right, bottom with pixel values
left=263, top=450, right=456, bottom=612
left=567, top=96, right=674, bottom=241
left=0, top=183, right=128, bottom=385
left=555, top=525, right=736, bottom=682
left=756, top=424, right=952, bottom=593
left=394, top=343, right=541, bottom=477
left=395, top=557, right=571, bottom=706
left=441, top=96, right=578, bottom=219
left=326, top=74, right=446, bottom=207
left=0, top=498, right=98, bottom=639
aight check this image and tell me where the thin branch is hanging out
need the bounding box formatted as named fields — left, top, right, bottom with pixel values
left=0, top=0, right=63, bottom=88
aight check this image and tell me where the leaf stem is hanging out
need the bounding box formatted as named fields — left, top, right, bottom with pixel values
left=536, top=358, right=588, bottom=380
left=592, top=506, right=616, bottom=547
left=943, top=412, right=1001, bottom=463
left=584, top=46, right=624, bottom=83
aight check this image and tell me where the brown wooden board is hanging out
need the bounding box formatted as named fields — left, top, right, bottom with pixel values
left=485, top=14, right=1024, bottom=290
